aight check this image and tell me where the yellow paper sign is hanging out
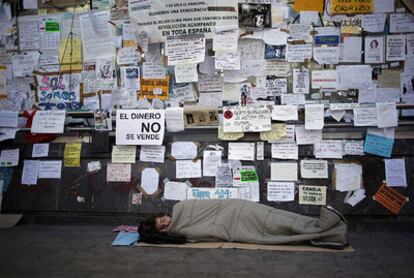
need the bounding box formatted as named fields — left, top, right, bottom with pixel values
left=330, top=0, right=373, bottom=15
left=64, top=143, right=82, bottom=167
left=260, top=123, right=287, bottom=141
left=218, top=126, right=244, bottom=141
left=60, top=38, right=83, bottom=71
left=294, top=0, right=324, bottom=13
left=140, top=75, right=170, bottom=100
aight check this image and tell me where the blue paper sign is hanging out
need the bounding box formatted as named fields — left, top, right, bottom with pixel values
left=364, top=133, right=394, bottom=158
left=315, top=35, right=339, bottom=45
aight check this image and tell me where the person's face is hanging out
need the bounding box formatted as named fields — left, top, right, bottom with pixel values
left=155, top=215, right=171, bottom=232
left=256, top=15, right=264, bottom=27
left=275, top=48, right=281, bottom=57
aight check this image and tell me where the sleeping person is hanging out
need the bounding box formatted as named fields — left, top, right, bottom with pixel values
left=138, top=199, right=349, bottom=249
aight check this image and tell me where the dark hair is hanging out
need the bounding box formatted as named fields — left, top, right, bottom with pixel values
left=138, top=214, right=187, bottom=244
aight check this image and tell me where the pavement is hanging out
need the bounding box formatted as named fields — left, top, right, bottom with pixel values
left=1, top=220, right=414, bottom=278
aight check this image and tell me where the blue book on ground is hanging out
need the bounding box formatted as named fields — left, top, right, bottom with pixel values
left=112, top=232, right=139, bottom=246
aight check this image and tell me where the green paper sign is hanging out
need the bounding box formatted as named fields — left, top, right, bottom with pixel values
left=45, top=21, right=60, bottom=32
left=240, top=170, right=258, bottom=182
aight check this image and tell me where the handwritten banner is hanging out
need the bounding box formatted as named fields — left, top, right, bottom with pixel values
left=330, top=0, right=373, bottom=15
left=374, top=183, right=407, bottom=214
left=35, top=72, right=81, bottom=110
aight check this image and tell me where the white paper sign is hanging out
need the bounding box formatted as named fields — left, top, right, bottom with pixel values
left=31, top=110, right=66, bottom=134
left=314, top=140, right=343, bottom=159
left=353, top=107, right=378, bottom=126
left=311, top=70, right=337, bottom=89
left=305, top=104, right=324, bottom=130
left=271, top=143, right=298, bottom=160
left=0, top=149, right=19, bottom=167
left=267, top=182, right=295, bottom=202
left=164, top=181, right=189, bottom=201
left=32, top=143, right=49, bottom=158
left=313, top=47, right=339, bottom=65
left=171, top=141, right=197, bottom=160
left=21, top=159, right=39, bottom=185
left=38, top=160, right=62, bottom=179
left=139, top=145, right=166, bottom=163
left=176, top=159, right=202, bottom=179
left=165, top=107, right=185, bottom=132
left=300, top=160, right=328, bottom=179
left=116, top=109, right=165, bottom=145
left=293, top=69, right=310, bottom=94
left=107, top=163, right=131, bottom=182
left=203, top=150, right=222, bottom=177
left=343, top=140, right=364, bottom=156
left=386, top=35, right=406, bottom=62
left=377, top=102, right=398, bottom=128
left=390, top=14, right=414, bottom=33
left=271, top=105, right=298, bottom=121
left=228, top=143, right=255, bottom=161
left=270, top=162, right=298, bottom=181
left=334, top=162, right=362, bottom=192
left=287, top=44, right=312, bottom=62
left=385, top=158, right=407, bottom=187
left=166, top=35, right=205, bottom=65
left=141, top=168, right=159, bottom=194
left=364, top=36, right=384, bottom=64
left=0, top=111, right=18, bottom=128
left=295, top=125, right=322, bottom=145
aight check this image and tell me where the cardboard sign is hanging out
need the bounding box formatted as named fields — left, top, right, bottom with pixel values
left=374, top=183, right=407, bottom=214
left=330, top=0, right=373, bottom=15
left=116, top=109, right=165, bottom=145
left=140, top=75, right=170, bottom=100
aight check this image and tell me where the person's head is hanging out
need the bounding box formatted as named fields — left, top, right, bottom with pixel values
left=274, top=47, right=282, bottom=57
left=370, top=40, right=378, bottom=49
left=154, top=213, right=171, bottom=232
left=255, top=14, right=264, bottom=27
left=138, top=213, right=186, bottom=244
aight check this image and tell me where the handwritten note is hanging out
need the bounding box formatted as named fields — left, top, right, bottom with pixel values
left=377, top=102, right=398, bottom=128
left=203, top=150, right=222, bottom=177
left=166, top=107, right=185, bottom=132
left=164, top=181, right=189, bottom=201
left=107, top=163, right=131, bottom=182
left=364, top=133, right=394, bottom=158
left=38, top=160, right=62, bottom=179
left=0, top=149, right=19, bottom=167
left=112, top=145, right=136, bottom=164
left=141, top=168, right=159, bottom=194
left=0, top=111, right=18, bottom=128
left=305, top=104, right=324, bottom=130
left=374, top=183, right=407, bottom=214
left=300, top=160, right=328, bottom=179
left=32, top=143, right=49, bottom=158
left=314, top=140, right=343, bottom=159
left=299, top=185, right=326, bottom=205
left=215, top=164, right=233, bottom=188
left=295, top=125, right=322, bottom=145
left=293, top=69, right=309, bottom=94
left=223, top=106, right=271, bottom=133
left=176, top=159, right=202, bottom=179
left=343, top=140, right=364, bottom=156
left=165, top=35, right=205, bottom=65
left=267, top=182, right=295, bottom=202
left=228, top=143, right=255, bottom=161
left=64, top=143, right=82, bottom=167
left=171, top=141, right=197, bottom=160
left=31, top=111, right=66, bottom=134
left=271, top=143, right=298, bottom=160
left=353, top=107, right=378, bottom=126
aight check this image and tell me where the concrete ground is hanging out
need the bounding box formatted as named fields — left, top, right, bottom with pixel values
left=1, top=221, right=414, bottom=278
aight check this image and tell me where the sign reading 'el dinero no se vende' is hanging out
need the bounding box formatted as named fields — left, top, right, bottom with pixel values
left=116, top=109, right=165, bottom=145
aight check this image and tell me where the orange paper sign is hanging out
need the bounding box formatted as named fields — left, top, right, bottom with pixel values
left=294, top=0, right=324, bottom=13
left=140, top=75, right=170, bottom=100
left=374, top=183, right=407, bottom=214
